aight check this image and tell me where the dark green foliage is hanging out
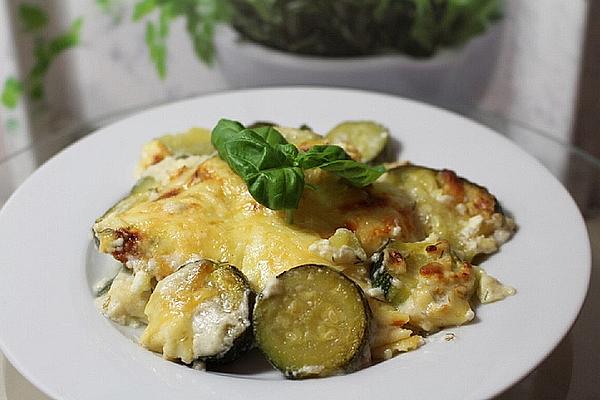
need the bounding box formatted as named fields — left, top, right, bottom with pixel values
left=127, top=0, right=501, bottom=77
left=131, top=0, right=231, bottom=76
left=230, top=0, right=502, bottom=57
left=18, top=3, right=48, bottom=32
left=2, top=6, right=83, bottom=108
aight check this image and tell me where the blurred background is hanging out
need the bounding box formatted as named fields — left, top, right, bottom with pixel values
left=0, top=0, right=599, bottom=398
left=0, top=0, right=598, bottom=209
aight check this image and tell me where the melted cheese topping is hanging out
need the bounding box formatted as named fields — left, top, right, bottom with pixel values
left=94, top=156, right=418, bottom=290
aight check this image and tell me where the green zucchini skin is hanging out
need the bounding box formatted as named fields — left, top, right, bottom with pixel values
left=200, top=263, right=256, bottom=366
left=253, top=264, right=371, bottom=379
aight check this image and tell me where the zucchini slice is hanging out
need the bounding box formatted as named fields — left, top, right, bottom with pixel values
left=253, top=264, right=371, bottom=379
left=137, top=128, right=215, bottom=173
left=140, top=259, right=254, bottom=365
left=326, top=121, right=389, bottom=163
left=157, top=127, right=214, bottom=157
left=274, top=126, right=324, bottom=147
left=374, top=164, right=515, bottom=262
left=370, top=239, right=477, bottom=332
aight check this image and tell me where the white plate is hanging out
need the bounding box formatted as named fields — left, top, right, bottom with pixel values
left=0, top=87, right=590, bottom=400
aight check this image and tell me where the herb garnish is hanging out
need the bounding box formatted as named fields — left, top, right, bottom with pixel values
left=211, top=119, right=385, bottom=218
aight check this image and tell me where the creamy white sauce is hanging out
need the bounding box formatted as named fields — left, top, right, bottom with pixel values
left=191, top=290, right=250, bottom=359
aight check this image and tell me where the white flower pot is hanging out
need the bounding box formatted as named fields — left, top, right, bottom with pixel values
left=215, top=24, right=502, bottom=111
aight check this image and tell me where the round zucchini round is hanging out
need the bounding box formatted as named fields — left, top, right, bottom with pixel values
left=326, top=121, right=389, bottom=163
left=253, top=264, right=371, bottom=379
left=141, top=259, right=254, bottom=365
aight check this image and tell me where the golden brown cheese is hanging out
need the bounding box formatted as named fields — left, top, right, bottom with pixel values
left=373, top=239, right=478, bottom=332
left=94, top=156, right=419, bottom=290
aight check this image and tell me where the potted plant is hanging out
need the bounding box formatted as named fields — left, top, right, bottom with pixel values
left=133, top=0, right=503, bottom=107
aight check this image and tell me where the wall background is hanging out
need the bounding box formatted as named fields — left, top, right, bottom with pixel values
left=0, top=0, right=587, bottom=157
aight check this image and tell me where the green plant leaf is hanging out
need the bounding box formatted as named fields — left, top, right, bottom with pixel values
left=18, top=4, right=48, bottom=32
left=212, top=119, right=303, bottom=210
left=1, top=78, right=23, bottom=109
left=211, top=118, right=246, bottom=152
left=133, top=0, right=157, bottom=21
left=211, top=119, right=387, bottom=213
left=158, top=4, right=175, bottom=38
left=97, top=0, right=113, bottom=12
left=145, top=21, right=167, bottom=79
left=297, top=145, right=350, bottom=169
left=221, top=130, right=291, bottom=177
left=251, top=125, right=288, bottom=146
left=319, top=160, right=386, bottom=187
left=48, top=17, right=84, bottom=56
left=247, top=166, right=305, bottom=210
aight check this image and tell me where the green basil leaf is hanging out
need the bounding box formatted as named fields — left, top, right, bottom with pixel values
left=276, top=143, right=299, bottom=163
left=221, top=132, right=290, bottom=178
left=297, top=145, right=350, bottom=169
left=211, top=118, right=245, bottom=152
left=247, top=166, right=304, bottom=210
left=211, top=118, right=385, bottom=213
left=251, top=125, right=288, bottom=146
left=320, top=161, right=386, bottom=187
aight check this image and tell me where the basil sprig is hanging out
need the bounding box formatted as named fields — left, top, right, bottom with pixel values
left=211, top=119, right=386, bottom=211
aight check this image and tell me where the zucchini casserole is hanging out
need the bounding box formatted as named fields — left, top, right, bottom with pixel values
left=92, top=120, right=516, bottom=378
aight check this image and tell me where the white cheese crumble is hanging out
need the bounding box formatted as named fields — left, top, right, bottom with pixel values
left=433, top=190, right=454, bottom=204
left=460, top=215, right=483, bottom=238
left=390, top=224, right=402, bottom=237
left=107, top=237, right=124, bottom=252
left=366, top=287, right=385, bottom=299
left=455, top=203, right=467, bottom=215
left=191, top=290, right=251, bottom=359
